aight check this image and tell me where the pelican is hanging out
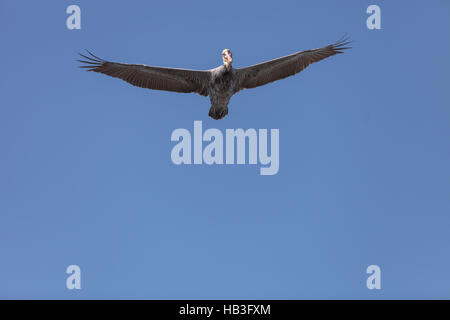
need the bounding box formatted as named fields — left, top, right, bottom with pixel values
left=78, top=37, right=350, bottom=120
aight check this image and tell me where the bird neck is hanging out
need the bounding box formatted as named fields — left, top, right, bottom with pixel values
left=224, top=61, right=232, bottom=70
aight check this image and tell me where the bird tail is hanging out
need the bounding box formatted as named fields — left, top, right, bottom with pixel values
left=209, top=104, right=229, bottom=120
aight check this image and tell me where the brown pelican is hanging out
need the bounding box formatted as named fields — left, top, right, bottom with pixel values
left=78, top=37, right=350, bottom=120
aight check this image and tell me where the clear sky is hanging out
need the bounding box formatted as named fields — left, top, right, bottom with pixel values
left=1, top=0, right=449, bottom=299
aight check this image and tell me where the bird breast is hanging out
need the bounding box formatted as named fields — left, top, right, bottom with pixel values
left=211, top=67, right=235, bottom=92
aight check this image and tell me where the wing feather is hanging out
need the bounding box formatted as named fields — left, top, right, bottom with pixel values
left=235, top=36, right=351, bottom=92
left=78, top=51, right=210, bottom=96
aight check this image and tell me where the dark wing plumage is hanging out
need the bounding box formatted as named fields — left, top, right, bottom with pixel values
left=78, top=51, right=210, bottom=96
left=234, top=37, right=351, bottom=92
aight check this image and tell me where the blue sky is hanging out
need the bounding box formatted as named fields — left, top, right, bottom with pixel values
left=1, top=0, right=449, bottom=299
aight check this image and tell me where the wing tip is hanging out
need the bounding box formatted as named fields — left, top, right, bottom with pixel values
left=332, top=34, right=352, bottom=52
left=77, top=49, right=106, bottom=70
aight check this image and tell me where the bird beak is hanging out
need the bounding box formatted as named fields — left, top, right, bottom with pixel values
left=223, top=54, right=232, bottom=64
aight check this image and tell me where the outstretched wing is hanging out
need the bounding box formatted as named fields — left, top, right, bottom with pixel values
left=234, top=37, right=351, bottom=92
left=78, top=51, right=210, bottom=96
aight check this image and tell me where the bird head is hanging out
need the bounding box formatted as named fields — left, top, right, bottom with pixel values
left=222, top=49, right=232, bottom=69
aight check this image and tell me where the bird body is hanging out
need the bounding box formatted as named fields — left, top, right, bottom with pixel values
left=78, top=37, right=350, bottom=120
left=208, top=64, right=236, bottom=119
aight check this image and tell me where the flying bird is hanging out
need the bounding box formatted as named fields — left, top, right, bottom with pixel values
left=78, top=37, right=350, bottom=120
